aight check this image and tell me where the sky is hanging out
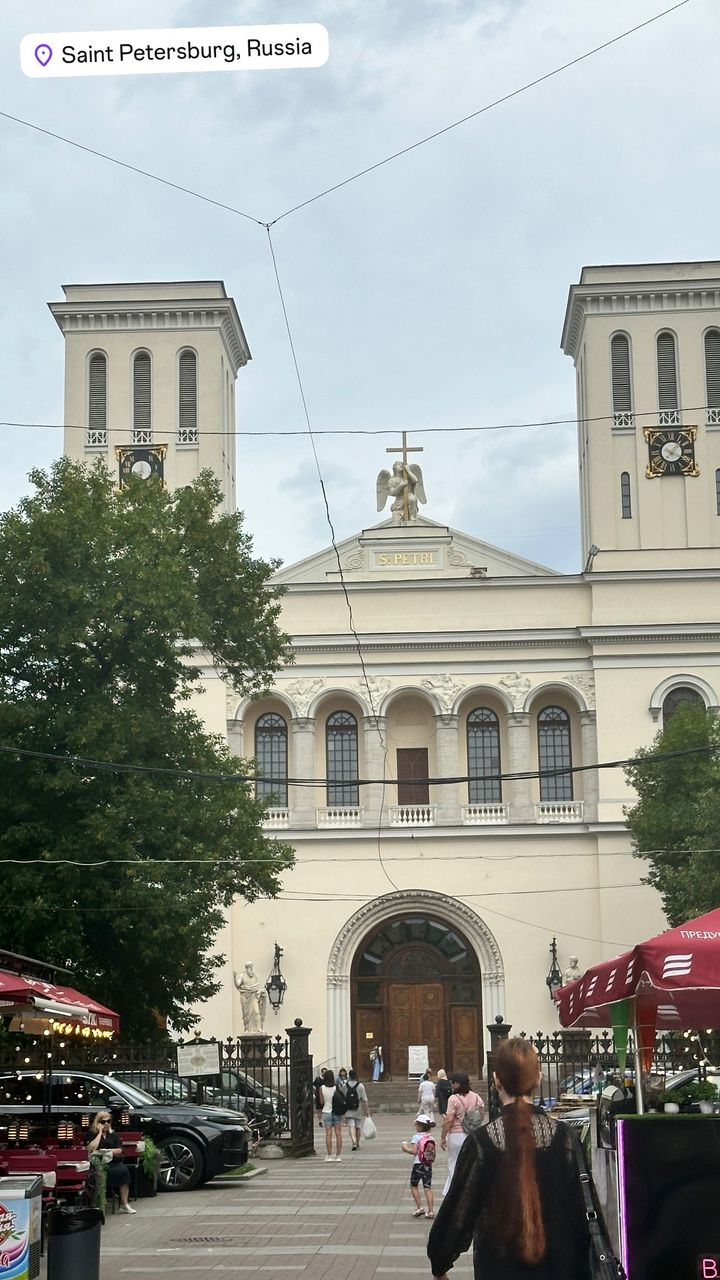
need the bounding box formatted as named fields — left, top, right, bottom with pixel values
left=0, top=0, right=717, bottom=573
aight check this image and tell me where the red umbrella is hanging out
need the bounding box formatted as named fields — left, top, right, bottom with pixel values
left=0, top=969, right=120, bottom=1035
left=555, top=906, right=720, bottom=1032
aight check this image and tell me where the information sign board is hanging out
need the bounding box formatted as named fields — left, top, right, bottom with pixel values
left=176, top=1041, right=221, bottom=1078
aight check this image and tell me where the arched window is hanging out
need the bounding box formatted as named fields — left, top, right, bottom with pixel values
left=662, top=686, right=703, bottom=727
left=538, top=706, right=573, bottom=802
left=467, top=709, right=501, bottom=803
left=706, top=330, right=720, bottom=424
left=87, top=352, right=107, bottom=445
left=620, top=472, right=632, bottom=519
left=132, top=351, right=152, bottom=444
left=178, top=351, right=198, bottom=444
left=611, top=334, right=633, bottom=426
left=656, top=332, right=679, bottom=424
left=255, top=714, right=288, bottom=807
left=326, top=711, right=359, bottom=806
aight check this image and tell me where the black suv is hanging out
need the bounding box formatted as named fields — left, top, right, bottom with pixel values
left=0, top=1070, right=251, bottom=1191
left=117, top=1068, right=287, bottom=1138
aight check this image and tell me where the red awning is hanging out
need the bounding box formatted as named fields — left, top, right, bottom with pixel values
left=556, top=906, right=720, bottom=1031
left=0, top=969, right=120, bottom=1035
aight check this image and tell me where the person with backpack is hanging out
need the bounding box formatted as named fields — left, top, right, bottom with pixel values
left=344, top=1068, right=370, bottom=1151
left=402, top=1113, right=436, bottom=1219
left=319, top=1067, right=345, bottom=1161
left=440, top=1070, right=485, bottom=1195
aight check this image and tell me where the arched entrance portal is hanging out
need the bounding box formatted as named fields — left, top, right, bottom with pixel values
left=352, top=914, right=482, bottom=1078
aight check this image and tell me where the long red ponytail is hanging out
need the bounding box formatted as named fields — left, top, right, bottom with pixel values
left=487, top=1038, right=546, bottom=1266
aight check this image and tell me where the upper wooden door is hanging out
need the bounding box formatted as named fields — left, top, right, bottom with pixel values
left=396, top=748, right=429, bottom=805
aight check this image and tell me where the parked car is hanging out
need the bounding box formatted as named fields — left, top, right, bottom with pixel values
left=0, top=1070, right=251, bottom=1191
left=117, top=1067, right=288, bottom=1137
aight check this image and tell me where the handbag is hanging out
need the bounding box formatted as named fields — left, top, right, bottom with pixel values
left=571, top=1132, right=626, bottom=1280
left=362, top=1116, right=377, bottom=1140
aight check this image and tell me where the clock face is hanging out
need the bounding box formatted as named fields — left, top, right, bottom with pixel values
left=644, top=428, right=699, bottom=478
left=116, top=446, right=166, bottom=489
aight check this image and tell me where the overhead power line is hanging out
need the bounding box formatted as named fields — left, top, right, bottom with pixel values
left=1, top=402, right=716, bottom=438
left=0, top=740, right=714, bottom=786
left=0, top=2, right=691, bottom=228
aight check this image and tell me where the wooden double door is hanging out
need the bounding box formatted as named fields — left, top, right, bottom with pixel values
left=354, top=981, right=480, bottom=1078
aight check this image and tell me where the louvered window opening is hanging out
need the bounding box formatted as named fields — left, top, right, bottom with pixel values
left=705, top=331, right=720, bottom=422
left=656, top=332, right=679, bottom=417
left=610, top=335, right=632, bottom=421
left=326, top=711, right=359, bottom=806
left=621, top=472, right=632, bottom=519
left=538, top=706, right=573, bottom=802
left=716, top=469, right=720, bottom=516
left=255, top=713, right=288, bottom=807
left=467, top=708, right=501, bottom=804
left=178, top=351, right=198, bottom=444
left=87, top=353, right=107, bottom=445
left=133, top=352, right=152, bottom=444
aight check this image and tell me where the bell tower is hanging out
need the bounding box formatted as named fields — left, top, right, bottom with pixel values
left=562, top=262, right=720, bottom=571
left=50, top=281, right=251, bottom=512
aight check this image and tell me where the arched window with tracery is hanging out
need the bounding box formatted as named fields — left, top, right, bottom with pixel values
left=255, top=713, right=288, bottom=807
left=326, top=711, right=359, bottom=806
left=662, top=686, right=703, bottom=727
left=538, top=706, right=573, bottom=801
left=467, top=709, right=501, bottom=803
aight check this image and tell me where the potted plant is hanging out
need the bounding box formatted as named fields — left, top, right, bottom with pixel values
left=136, top=1136, right=162, bottom=1198
left=88, top=1153, right=108, bottom=1215
left=661, top=1081, right=719, bottom=1113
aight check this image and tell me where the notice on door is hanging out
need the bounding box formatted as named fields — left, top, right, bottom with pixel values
left=408, top=1044, right=429, bottom=1078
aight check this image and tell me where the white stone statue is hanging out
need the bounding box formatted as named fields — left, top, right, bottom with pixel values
left=233, top=962, right=268, bottom=1034
left=376, top=460, right=427, bottom=525
left=563, top=955, right=581, bottom=985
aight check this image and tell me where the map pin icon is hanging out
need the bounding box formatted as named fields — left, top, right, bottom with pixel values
left=34, top=44, right=53, bottom=67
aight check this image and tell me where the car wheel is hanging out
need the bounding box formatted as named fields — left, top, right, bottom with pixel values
left=157, top=1135, right=205, bottom=1191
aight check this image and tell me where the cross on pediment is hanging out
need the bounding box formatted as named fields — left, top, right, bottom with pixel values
left=386, top=432, right=423, bottom=523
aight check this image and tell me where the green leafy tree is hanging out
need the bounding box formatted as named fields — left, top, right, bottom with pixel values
left=625, top=701, right=720, bottom=926
left=0, top=459, right=293, bottom=1036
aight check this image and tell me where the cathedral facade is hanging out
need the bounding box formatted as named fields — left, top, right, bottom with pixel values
left=55, top=262, right=720, bottom=1075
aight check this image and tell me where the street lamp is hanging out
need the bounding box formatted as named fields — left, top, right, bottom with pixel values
left=545, top=936, right=563, bottom=1001
left=265, top=942, right=287, bottom=1014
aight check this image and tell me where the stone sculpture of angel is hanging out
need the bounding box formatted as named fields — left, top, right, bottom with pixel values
left=376, top=461, right=427, bottom=525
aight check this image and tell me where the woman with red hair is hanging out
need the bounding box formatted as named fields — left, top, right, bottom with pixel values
left=427, top=1038, right=591, bottom=1279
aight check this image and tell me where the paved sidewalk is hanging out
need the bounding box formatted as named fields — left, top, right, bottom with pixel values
left=41, top=1114, right=475, bottom=1279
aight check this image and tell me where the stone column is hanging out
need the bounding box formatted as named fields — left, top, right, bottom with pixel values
left=327, top=975, right=351, bottom=1073
left=362, top=715, right=387, bottom=826
left=434, top=713, right=460, bottom=824
left=579, top=710, right=598, bottom=822
left=506, top=713, right=534, bottom=821
left=290, top=717, right=317, bottom=827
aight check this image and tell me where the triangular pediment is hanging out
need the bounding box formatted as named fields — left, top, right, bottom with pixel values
left=273, top=516, right=558, bottom=584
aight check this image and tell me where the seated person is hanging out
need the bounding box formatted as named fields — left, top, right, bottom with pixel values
left=86, top=1110, right=136, bottom=1214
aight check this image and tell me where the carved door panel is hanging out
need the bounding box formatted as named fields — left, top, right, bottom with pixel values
left=450, top=1006, right=480, bottom=1076
left=354, top=1007, right=384, bottom=1078
left=388, top=983, right=444, bottom=1076
left=388, top=984, right=414, bottom=1076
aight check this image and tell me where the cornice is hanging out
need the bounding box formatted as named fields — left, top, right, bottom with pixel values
left=48, top=297, right=251, bottom=372
left=562, top=280, right=720, bottom=361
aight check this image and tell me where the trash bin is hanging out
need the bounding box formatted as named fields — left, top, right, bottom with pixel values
left=47, top=1206, right=103, bottom=1280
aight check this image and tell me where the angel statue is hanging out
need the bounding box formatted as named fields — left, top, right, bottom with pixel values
left=233, top=961, right=268, bottom=1034
left=376, top=459, right=427, bottom=526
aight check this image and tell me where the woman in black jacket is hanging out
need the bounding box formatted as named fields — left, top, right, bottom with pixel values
left=427, top=1039, right=590, bottom=1280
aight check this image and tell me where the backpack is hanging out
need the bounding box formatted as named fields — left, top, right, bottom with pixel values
left=416, top=1134, right=436, bottom=1164
left=460, top=1092, right=485, bottom=1135
left=332, top=1087, right=348, bottom=1116
left=345, top=1083, right=360, bottom=1111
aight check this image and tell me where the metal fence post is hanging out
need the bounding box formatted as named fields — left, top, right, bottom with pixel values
left=286, top=1019, right=314, bottom=1156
